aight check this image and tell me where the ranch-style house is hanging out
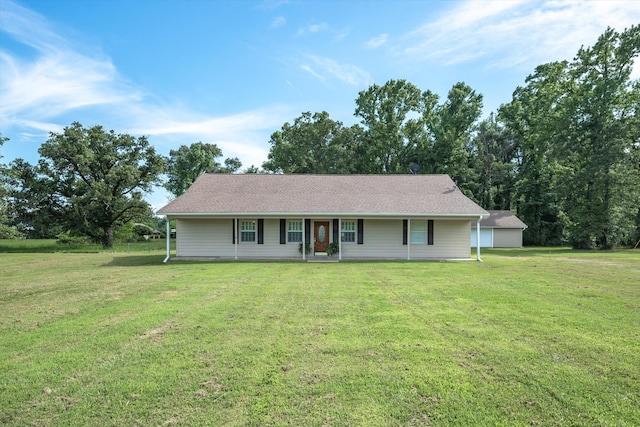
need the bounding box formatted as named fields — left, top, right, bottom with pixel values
left=157, top=174, right=490, bottom=261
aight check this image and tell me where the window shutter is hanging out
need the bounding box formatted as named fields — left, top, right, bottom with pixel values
left=402, top=220, right=408, bottom=245
left=232, top=219, right=236, bottom=244
left=357, top=219, right=364, bottom=245
left=333, top=219, right=339, bottom=242
left=258, top=219, right=264, bottom=244
left=279, top=219, right=286, bottom=244
left=305, top=219, right=311, bottom=244
left=428, top=220, right=434, bottom=245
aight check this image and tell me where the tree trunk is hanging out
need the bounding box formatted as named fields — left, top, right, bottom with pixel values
left=102, top=225, right=114, bottom=248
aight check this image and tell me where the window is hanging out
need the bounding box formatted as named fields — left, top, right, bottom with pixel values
left=341, top=220, right=356, bottom=242
left=287, top=220, right=302, bottom=242
left=410, top=221, right=426, bottom=244
left=240, top=220, right=256, bottom=242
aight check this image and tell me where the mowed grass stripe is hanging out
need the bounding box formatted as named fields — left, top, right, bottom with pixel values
left=1, top=249, right=638, bottom=426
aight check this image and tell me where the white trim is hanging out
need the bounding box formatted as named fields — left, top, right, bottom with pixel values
left=476, top=215, right=484, bottom=262
left=340, top=219, right=357, bottom=243
left=159, top=211, right=488, bottom=218
left=410, top=220, right=427, bottom=244
left=234, top=218, right=238, bottom=260
left=338, top=218, right=342, bottom=260
left=287, top=219, right=303, bottom=243
left=302, top=218, right=306, bottom=260
left=407, top=218, right=411, bottom=260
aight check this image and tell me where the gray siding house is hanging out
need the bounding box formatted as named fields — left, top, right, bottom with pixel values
left=157, top=174, right=489, bottom=261
left=471, top=210, right=527, bottom=248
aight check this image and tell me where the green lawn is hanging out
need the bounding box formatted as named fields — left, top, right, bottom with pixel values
left=1, top=247, right=638, bottom=426
left=0, top=238, right=172, bottom=253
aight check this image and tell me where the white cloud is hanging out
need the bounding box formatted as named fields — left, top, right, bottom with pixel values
left=0, top=0, right=290, bottom=171
left=300, top=64, right=325, bottom=82
left=0, top=1, right=143, bottom=126
left=270, top=16, right=286, bottom=29
left=297, top=22, right=328, bottom=36
left=301, top=55, right=373, bottom=86
left=125, top=104, right=292, bottom=169
left=366, top=33, right=389, bottom=49
left=402, top=0, right=640, bottom=69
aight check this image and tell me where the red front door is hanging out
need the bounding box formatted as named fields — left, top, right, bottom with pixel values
left=314, top=221, right=329, bottom=253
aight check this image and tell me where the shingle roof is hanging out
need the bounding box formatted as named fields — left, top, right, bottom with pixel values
left=472, top=210, right=527, bottom=229
left=157, top=174, right=488, bottom=217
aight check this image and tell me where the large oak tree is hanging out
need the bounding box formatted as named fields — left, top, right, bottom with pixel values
left=36, top=122, right=165, bottom=248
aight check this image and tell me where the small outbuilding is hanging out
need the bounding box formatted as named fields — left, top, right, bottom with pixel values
left=157, top=174, right=489, bottom=261
left=471, top=210, right=527, bottom=248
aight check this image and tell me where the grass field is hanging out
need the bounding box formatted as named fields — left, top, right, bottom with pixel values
left=1, top=245, right=638, bottom=426
left=0, top=238, right=172, bottom=253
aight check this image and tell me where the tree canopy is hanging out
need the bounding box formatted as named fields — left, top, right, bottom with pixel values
left=3, top=26, right=638, bottom=249
left=262, top=111, right=361, bottom=174
left=10, top=123, right=165, bottom=247
left=499, top=25, right=640, bottom=248
left=165, top=142, right=241, bottom=197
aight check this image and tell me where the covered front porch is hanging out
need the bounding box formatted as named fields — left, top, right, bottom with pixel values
left=162, top=216, right=486, bottom=262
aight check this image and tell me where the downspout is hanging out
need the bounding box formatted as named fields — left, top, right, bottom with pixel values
left=476, top=215, right=484, bottom=262
left=163, top=217, right=171, bottom=263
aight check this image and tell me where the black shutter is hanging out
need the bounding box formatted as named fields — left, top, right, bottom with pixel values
left=305, top=219, right=311, bottom=244
left=403, top=220, right=408, bottom=245
left=428, top=220, right=434, bottom=245
left=258, top=219, right=264, bottom=244
left=357, top=219, right=364, bottom=245
left=232, top=219, right=236, bottom=244
left=280, top=219, right=286, bottom=244
left=333, top=219, right=339, bottom=242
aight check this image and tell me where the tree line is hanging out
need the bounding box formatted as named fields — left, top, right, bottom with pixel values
left=1, top=26, right=638, bottom=248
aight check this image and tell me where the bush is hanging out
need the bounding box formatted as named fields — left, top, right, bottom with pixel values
left=327, top=242, right=340, bottom=256
left=0, top=225, right=24, bottom=239
left=56, top=232, right=90, bottom=245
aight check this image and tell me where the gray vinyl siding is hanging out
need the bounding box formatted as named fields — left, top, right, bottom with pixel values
left=175, top=218, right=472, bottom=259
left=493, top=229, right=523, bottom=248
left=333, top=219, right=471, bottom=259
left=339, top=219, right=406, bottom=258
left=176, top=218, right=300, bottom=258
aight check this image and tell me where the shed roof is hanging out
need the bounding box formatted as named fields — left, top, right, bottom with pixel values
left=157, top=174, right=488, bottom=217
left=472, top=210, right=527, bottom=229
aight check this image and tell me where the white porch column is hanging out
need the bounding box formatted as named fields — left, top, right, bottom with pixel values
left=302, top=218, right=306, bottom=260
left=476, top=215, right=484, bottom=262
left=234, top=218, right=238, bottom=260
left=338, top=218, right=342, bottom=260
left=407, top=218, right=411, bottom=261
left=163, top=217, right=171, bottom=263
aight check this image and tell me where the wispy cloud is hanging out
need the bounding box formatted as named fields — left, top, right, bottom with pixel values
left=301, top=55, right=373, bottom=86
left=297, top=22, right=328, bottom=36
left=259, top=0, right=289, bottom=10
left=0, top=1, right=142, bottom=130
left=128, top=105, right=290, bottom=168
left=366, top=33, right=389, bottom=50
left=270, top=16, right=286, bottom=29
left=402, top=0, right=640, bottom=69
left=0, top=0, right=290, bottom=170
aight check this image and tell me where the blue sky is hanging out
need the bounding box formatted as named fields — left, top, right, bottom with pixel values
left=1, top=0, right=639, bottom=210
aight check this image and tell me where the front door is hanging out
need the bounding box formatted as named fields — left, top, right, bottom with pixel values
left=314, top=221, right=330, bottom=253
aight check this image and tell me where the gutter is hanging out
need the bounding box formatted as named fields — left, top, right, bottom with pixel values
left=157, top=212, right=488, bottom=218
